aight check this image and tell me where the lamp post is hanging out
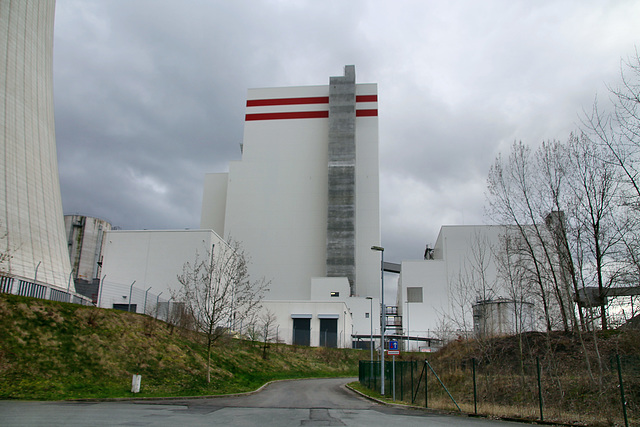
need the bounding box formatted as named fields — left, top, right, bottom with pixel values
left=371, top=245, right=385, bottom=395
left=366, top=296, right=374, bottom=382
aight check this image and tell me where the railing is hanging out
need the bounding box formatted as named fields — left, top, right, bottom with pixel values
left=0, top=274, right=92, bottom=306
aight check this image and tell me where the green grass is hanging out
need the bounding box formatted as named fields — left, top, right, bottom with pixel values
left=0, top=294, right=361, bottom=400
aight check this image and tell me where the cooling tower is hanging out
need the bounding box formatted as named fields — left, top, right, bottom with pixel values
left=1, top=0, right=74, bottom=291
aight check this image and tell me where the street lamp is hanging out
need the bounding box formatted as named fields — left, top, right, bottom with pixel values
left=366, top=296, right=374, bottom=383
left=371, top=245, right=385, bottom=395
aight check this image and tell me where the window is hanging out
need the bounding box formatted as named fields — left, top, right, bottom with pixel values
left=365, top=312, right=370, bottom=318
left=407, top=287, right=423, bottom=303
left=330, top=291, right=339, bottom=297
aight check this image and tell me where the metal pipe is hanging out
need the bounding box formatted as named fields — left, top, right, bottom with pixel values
left=366, top=296, right=373, bottom=383
left=371, top=245, right=385, bottom=395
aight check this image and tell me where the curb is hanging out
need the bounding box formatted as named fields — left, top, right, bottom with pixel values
left=66, top=377, right=355, bottom=403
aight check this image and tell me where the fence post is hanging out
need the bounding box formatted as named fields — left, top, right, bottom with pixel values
left=472, top=358, right=478, bottom=415
left=616, top=354, right=629, bottom=427
left=536, top=357, right=544, bottom=422
left=411, top=361, right=414, bottom=401
left=392, top=356, right=396, bottom=401
left=400, top=361, right=404, bottom=401
left=425, top=360, right=428, bottom=408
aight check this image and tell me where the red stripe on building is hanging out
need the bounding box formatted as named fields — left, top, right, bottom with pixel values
left=356, top=109, right=378, bottom=117
left=245, top=111, right=330, bottom=121
left=246, top=97, right=329, bottom=107
left=356, top=95, right=378, bottom=103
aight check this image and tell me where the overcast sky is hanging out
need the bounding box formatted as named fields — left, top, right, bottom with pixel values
left=54, top=0, right=640, bottom=266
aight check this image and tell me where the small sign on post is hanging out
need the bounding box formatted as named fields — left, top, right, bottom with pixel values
left=388, top=339, right=400, bottom=355
left=131, top=374, right=142, bottom=393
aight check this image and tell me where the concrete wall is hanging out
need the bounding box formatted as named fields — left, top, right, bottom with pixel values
left=0, top=0, right=73, bottom=290
left=200, top=173, right=228, bottom=236
left=310, top=277, right=380, bottom=339
left=99, top=229, right=225, bottom=313
left=397, top=259, right=447, bottom=350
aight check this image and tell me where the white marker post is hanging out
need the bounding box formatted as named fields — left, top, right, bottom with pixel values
left=131, top=374, right=141, bottom=393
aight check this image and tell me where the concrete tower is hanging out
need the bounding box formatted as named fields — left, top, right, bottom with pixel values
left=201, top=66, right=380, bottom=301
left=0, top=0, right=74, bottom=291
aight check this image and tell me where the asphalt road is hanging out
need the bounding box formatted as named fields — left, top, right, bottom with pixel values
left=0, top=377, right=533, bottom=426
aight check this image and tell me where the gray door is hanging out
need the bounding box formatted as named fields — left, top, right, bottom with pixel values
left=319, top=318, right=338, bottom=347
left=293, top=318, right=311, bottom=346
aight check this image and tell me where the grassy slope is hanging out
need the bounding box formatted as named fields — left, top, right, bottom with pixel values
left=0, top=294, right=362, bottom=400
left=366, top=330, right=640, bottom=426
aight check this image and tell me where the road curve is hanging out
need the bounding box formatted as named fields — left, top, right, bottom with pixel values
left=0, top=377, right=531, bottom=426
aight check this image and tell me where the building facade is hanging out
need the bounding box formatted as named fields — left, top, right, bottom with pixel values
left=64, top=215, right=112, bottom=302
left=200, top=66, right=382, bottom=346
left=98, top=229, right=225, bottom=315
left=1, top=0, right=75, bottom=297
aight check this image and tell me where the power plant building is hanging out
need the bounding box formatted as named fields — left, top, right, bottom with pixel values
left=200, top=66, right=382, bottom=346
left=64, top=215, right=112, bottom=302
left=1, top=0, right=76, bottom=298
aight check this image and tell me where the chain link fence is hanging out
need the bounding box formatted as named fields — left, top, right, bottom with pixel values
left=0, top=274, right=92, bottom=305
left=360, top=350, right=638, bottom=426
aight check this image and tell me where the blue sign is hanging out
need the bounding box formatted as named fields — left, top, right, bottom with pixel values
left=389, top=340, right=398, bottom=350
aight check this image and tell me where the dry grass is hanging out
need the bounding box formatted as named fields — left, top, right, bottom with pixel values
left=361, top=331, right=640, bottom=426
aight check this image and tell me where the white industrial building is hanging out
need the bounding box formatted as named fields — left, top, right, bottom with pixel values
left=98, top=229, right=226, bottom=315
left=397, top=225, right=538, bottom=350
left=0, top=1, right=86, bottom=303
left=199, top=65, right=382, bottom=347
left=94, top=66, right=381, bottom=348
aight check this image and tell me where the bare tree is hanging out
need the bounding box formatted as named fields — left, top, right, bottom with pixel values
left=260, top=310, right=278, bottom=359
left=175, top=238, right=268, bottom=383
left=566, top=132, right=623, bottom=330
left=487, top=142, right=554, bottom=331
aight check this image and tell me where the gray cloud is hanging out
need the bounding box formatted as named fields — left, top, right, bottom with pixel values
left=54, top=0, right=640, bottom=265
